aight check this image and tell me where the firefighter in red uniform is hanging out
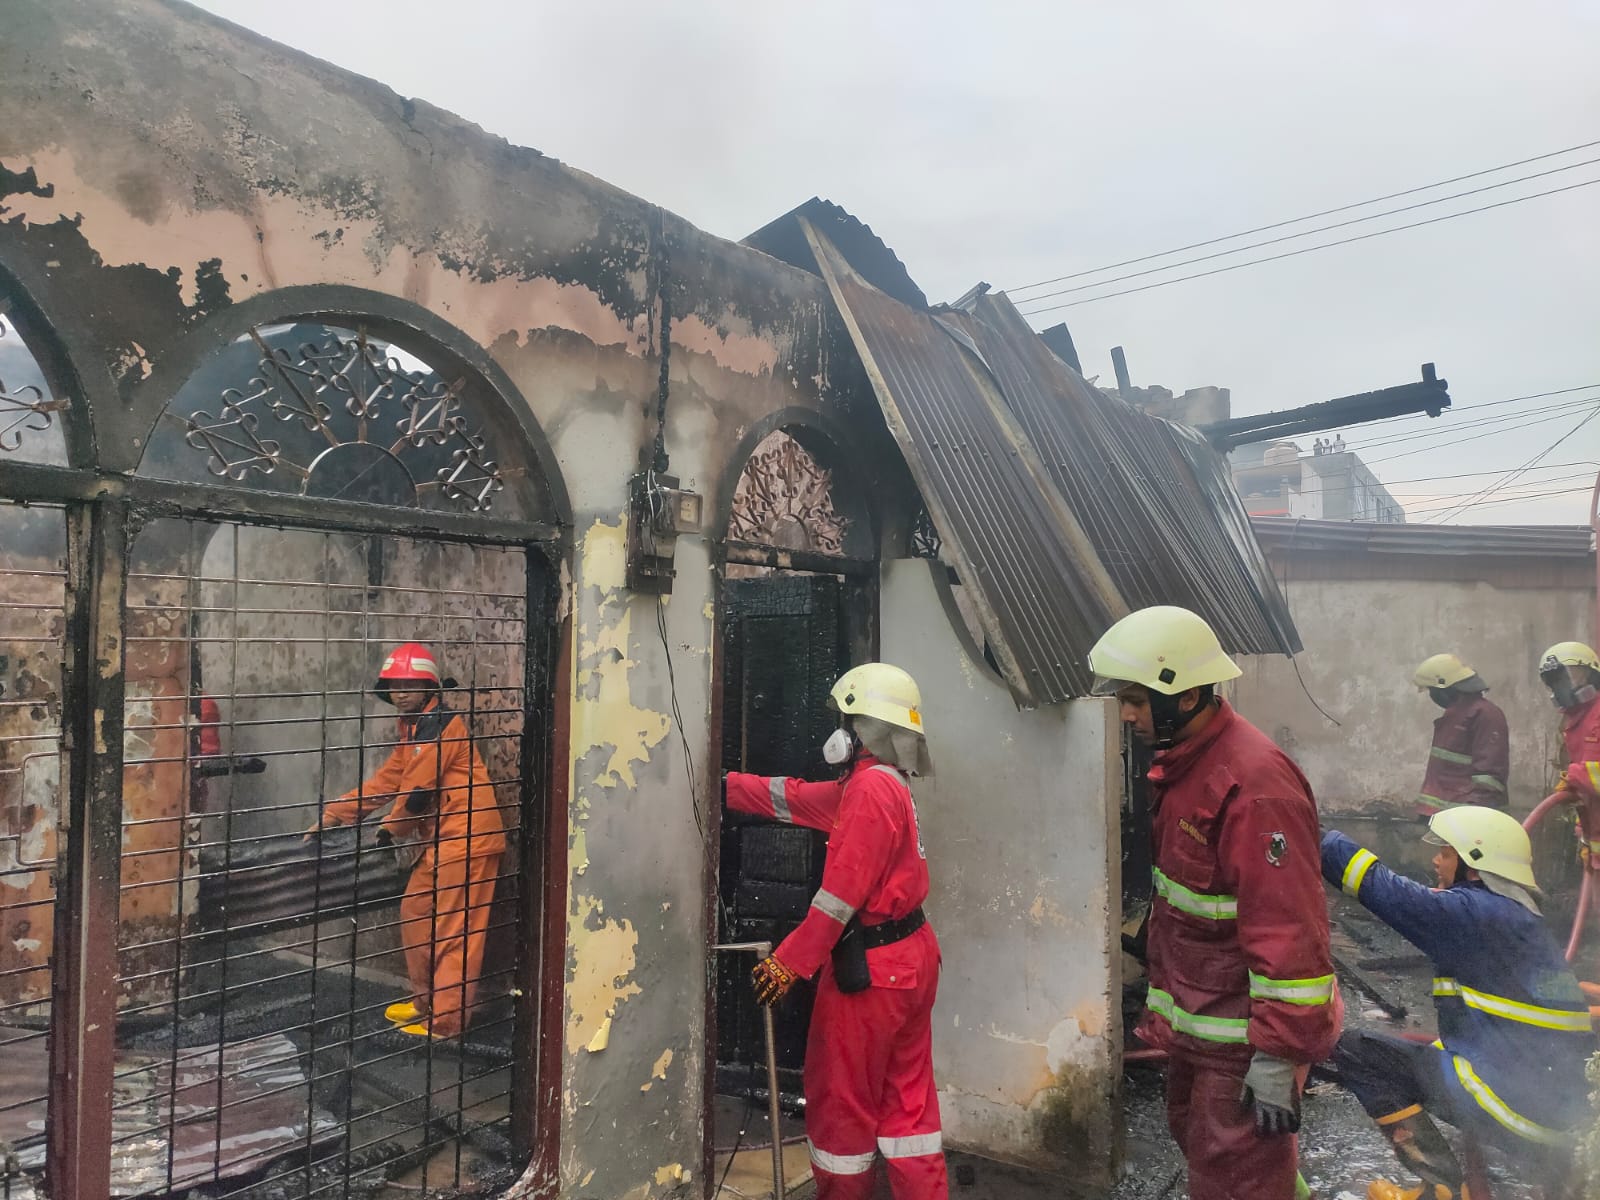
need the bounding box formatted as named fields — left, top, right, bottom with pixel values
left=308, top=643, right=506, bottom=1039
left=724, top=663, right=945, bottom=1200
left=1411, top=653, right=1509, bottom=816
left=1542, top=641, right=1600, bottom=802
left=1088, top=607, right=1343, bottom=1200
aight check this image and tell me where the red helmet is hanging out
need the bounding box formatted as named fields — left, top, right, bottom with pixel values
left=375, top=643, right=441, bottom=702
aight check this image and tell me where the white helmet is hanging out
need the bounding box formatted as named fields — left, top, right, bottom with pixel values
left=1425, top=806, right=1537, bottom=891
left=1087, top=606, right=1241, bottom=697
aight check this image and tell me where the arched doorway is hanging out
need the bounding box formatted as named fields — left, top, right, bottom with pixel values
left=0, top=297, right=566, bottom=1200
left=710, top=422, right=877, bottom=1190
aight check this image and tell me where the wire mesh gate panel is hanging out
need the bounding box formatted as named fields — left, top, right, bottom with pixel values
left=717, top=574, right=847, bottom=1101
left=108, top=517, right=532, bottom=1199
left=0, top=502, right=66, bottom=1200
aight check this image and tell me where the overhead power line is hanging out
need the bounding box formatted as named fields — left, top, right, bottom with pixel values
left=1407, top=484, right=1594, bottom=519
left=1007, top=137, right=1600, bottom=295
left=1424, top=404, right=1600, bottom=523
left=1016, top=176, right=1600, bottom=314
left=1013, top=156, right=1600, bottom=307
left=1346, top=394, right=1600, bottom=453
left=1364, top=402, right=1600, bottom=466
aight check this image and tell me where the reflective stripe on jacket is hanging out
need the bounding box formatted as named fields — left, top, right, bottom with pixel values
left=1322, top=831, right=1595, bottom=1137
left=725, top=756, right=930, bottom=980
left=1416, top=694, right=1509, bottom=815
left=1139, top=701, right=1342, bottom=1065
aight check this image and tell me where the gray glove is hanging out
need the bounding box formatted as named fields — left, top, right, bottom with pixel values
left=1240, top=1052, right=1301, bottom=1136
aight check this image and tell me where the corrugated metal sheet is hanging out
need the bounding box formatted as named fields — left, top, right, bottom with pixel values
left=801, top=219, right=1123, bottom=705
left=1251, top=516, right=1596, bottom=559
left=196, top=825, right=406, bottom=936
left=948, top=291, right=1299, bottom=657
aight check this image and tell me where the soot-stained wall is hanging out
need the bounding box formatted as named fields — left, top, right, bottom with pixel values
left=0, top=1, right=898, bottom=1196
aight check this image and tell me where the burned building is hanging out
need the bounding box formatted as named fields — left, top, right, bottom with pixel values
left=0, top=3, right=1297, bottom=1198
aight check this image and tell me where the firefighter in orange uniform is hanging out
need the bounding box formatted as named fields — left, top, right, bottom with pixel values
left=725, top=663, right=946, bottom=1200
left=1088, top=607, right=1342, bottom=1200
left=310, top=643, right=505, bottom=1038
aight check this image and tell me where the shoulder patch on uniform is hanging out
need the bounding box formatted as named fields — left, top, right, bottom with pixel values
left=1266, top=832, right=1288, bottom=867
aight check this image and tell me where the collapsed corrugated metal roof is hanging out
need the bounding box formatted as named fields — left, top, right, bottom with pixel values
left=745, top=201, right=1299, bottom=706
left=1251, top=517, right=1596, bottom=559
left=943, top=290, right=1299, bottom=660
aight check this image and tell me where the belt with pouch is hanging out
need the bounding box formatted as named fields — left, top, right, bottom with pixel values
left=832, top=907, right=927, bottom=994
left=860, top=907, right=926, bottom=948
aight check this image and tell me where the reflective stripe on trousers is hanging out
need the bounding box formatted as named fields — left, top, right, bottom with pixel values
left=809, top=1143, right=876, bottom=1175
left=1451, top=1054, right=1574, bottom=1147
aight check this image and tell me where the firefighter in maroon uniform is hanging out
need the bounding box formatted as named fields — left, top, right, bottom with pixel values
left=1088, top=607, right=1342, bottom=1200
left=725, top=663, right=945, bottom=1200
left=1411, top=653, right=1509, bottom=816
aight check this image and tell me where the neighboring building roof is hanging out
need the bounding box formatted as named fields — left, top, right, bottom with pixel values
left=1251, top=517, right=1595, bottom=559
left=749, top=201, right=1301, bottom=705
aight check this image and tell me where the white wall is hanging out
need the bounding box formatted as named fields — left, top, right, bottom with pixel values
left=881, top=560, right=1122, bottom=1182
left=1234, top=575, right=1590, bottom=816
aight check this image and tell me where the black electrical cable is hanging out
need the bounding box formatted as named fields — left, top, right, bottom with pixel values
left=1015, top=155, right=1600, bottom=307
left=1007, top=137, right=1600, bottom=295
left=1018, top=176, right=1600, bottom=314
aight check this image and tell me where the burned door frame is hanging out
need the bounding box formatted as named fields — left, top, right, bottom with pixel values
left=0, top=274, right=572, bottom=1200
left=702, top=410, right=879, bottom=1191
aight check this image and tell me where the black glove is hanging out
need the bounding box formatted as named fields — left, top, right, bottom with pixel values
left=1240, top=1052, right=1301, bottom=1136
left=375, top=828, right=394, bottom=848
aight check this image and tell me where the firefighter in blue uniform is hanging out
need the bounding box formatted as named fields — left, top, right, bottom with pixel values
left=1322, top=807, right=1594, bottom=1200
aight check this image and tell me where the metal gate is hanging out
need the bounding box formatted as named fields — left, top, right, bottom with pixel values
left=0, top=501, right=67, bottom=1200
left=717, top=574, right=848, bottom=1101
left=105, top=518, right=535, bottom=1198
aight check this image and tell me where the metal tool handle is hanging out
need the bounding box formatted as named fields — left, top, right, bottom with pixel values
left=713, top=942, right=785, bottom=1199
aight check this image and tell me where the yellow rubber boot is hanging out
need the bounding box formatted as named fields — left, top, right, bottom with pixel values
left=1365, top=1183, right=1457, bottom=1200
left=384, top=1000, right=422, bottom=1024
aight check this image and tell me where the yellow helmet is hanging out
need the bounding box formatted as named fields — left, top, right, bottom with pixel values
left=1087, top=605, right=1241, bottom=697
left=1425, top=806, right=1537, bottom=891
left=1538, top=641, right=1600, bottom=675
left=1412, top=653, right=1478, bottom=690
left=830, top=663, right=924, bottom=735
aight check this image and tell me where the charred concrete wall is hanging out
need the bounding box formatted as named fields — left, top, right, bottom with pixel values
left=881, top=559, right=1123, bottom=1184
left=0, top=0, right=900, bottom=1195
left=1234, top=574, right=1594, bottom=818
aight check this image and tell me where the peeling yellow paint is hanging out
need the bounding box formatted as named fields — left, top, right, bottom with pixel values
left=652, top=1048, right=673, bottom=1080
left=701, top=601, right=715, bottom=622
left=581, top=1169, right=595, bottom=1187
left=571, top=519, right=671, bottom=790
left=654, top=1163, right=687, bottom=1185
left=565, top=893, right=642, bottom=1054
left=585, top=1015, right=612, bottom=1053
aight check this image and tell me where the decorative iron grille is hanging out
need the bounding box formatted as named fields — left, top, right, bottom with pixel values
left=166, top=325, right=509, bottom=513
left=0, top=317, right=68, bottom=462
left=728, top=431, right=850, bottom=554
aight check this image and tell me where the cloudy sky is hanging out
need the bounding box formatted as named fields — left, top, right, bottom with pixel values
left=191, top=0, right=1600, bottom=524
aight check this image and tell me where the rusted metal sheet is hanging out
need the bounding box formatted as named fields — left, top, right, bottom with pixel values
left=4, top=1028, right=338, bottom=1197
left=802, top=220, right=1125, bottom=705
left=196, top=824, right=406, bottom=933
left=944, top=291, right=1297, bottom=658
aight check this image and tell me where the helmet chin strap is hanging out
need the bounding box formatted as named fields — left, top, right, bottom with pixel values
left=1149, top=688, right=1211, bottom=749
